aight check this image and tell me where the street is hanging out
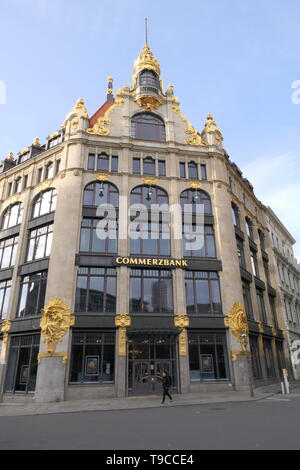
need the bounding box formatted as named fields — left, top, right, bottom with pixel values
left=0, top=396, right=300, bottom=450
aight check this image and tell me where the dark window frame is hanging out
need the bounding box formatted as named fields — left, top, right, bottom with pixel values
left=75, top=267, right=117, bottom=314
left=185, top=271, right=222, bottom=315
left=17, top=271, right=48, bottom=318
left=130, top=269, right=174, bottom=314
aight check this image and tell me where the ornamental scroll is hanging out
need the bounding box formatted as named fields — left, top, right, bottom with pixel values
left=224, top=302, right=249, bottom=353
left=174, top=315, right=189, bottom=356
left=115, top=314, right=131, bottom=356
left=0, top=320, right=12, bottom=361
left=40, top=298, right=75, bottom=355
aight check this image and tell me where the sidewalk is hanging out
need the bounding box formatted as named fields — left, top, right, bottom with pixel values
left=1, top=381, right=300, bottom=417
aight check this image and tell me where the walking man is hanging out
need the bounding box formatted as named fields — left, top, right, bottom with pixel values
left=161, top=371, right=173, bottom=404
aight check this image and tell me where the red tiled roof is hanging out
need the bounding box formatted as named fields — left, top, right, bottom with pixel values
left=89, top=100, right=114, bottom=127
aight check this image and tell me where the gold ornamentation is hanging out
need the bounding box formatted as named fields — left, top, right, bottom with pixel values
left=96, top=173, right=109, bottom=181
left=174, top=314, right=189, bottom=328
left=115, top=314, right=131, bottom=328
left=86, top=90, right=125, bottom=135
left=189, top=181, right=201, bottom=189
left=135, top=95, right=162, bottom=110
left=38, top=352, right=69, bottom=364
left=224, top=302, right=249, bottom=351
left=231, top=351, right=252, bottom=361
left=71, top=119, right=79, bottom=132
left=19, top=147, right=30, bottom=156
left=204, top=114, right=221, bottom=134
left=33, top=137, right=40, bottom=146
left=258, top=322, right=264, bottom=334
left=118, top=327, right=127, bottom=356
left=1, top=320, right=12, bottom=360
left=7, top=152, right=14, bottom=160
left=49, top=132, right=59, bottom=139
left=133, top=44, right=160, bottom=77
left=271, top=327, right=276, bottom=337
left=40, top=298, right=75, bottom=355
left=178, top=329, right=187, bottom=356
left=172, top=105, right=207, bottom=147
left=72, top=98, right=88, bottom=119
left=107, top=76, right=113, bottom=95
left=143, top=177, right=157, bottom=186
left=38, top=180, right=52, bottom=191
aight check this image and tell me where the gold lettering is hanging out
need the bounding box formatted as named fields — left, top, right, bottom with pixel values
left=164, top=259, right=170, bottom=266
left=182, top=260, right=188, bottom=267
left=116, top=257, right=123, bottom=264
left=175, top=260, right=181, bottom=266
left=123, top=257, right=129, bottom=264
left=159, top=259, right=164, bottom=265
left=169, top=260, right=175, bottom=266
left=130, top=258, right=138, bottom=264
left=138, top=259, right=147, bottom=265
left=152, top=259, right=158, bottom=265
left=147, top=259, right=152, bottom=265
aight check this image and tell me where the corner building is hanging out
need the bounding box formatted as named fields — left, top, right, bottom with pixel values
left=0, top=45, right=291, bottom=403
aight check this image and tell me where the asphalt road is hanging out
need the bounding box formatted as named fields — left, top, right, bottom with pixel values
left=0, top=396, right=300, bottom=450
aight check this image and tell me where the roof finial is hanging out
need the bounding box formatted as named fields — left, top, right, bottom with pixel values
left=145, top=17, right=148, bottom=45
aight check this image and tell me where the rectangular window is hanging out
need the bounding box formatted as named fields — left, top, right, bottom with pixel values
left=97, top=153, right=109, bottom=171
left=88, top=154, right=95, bottom=170
left=132, top=158, right=141, bottom=174
left=188, top=333, right=229, bottom=382
left=249, top=336, right=262, bottom=379
left=75, top=267, right=117, bottom=313
left=14, top=178, right=22, bottom=194
left=183, top=225, right=216, bottom=258
left=26, top=224, right=53, bottom=262
left=23, top=175, right=28, bottom=190
left=242, top=281, right=253, bottom=319
left=256, top=289, right=267, bottom=323
left=130, top=269, right=173, bottom=314
left=250, top=249, right=259, bottom=277
left=111, top=156, right=118, bottom=172
left=45, top=163, right=54, bottom=180
left=185, top=271, right=222, bottom=315
left=37, top=168, right=43, bottom=184
left=232, top=204, right=240, bottom=227
left=179, top=162, right=186, bottom=178
left=17, top=271, right=47, bottom=317
left=55, top=159, right=61, bottom=174
left=4, top=334, right=40, bottom=394
left=80, top=218, right=117, bottom=254
left=263, top=338, right=276, bottom=378
left=188, top=162, right=198, bottom=179
left=236, top=237, right=246, bottom=268
left=269, top=295, right=278, bottom=328
left=263, top=260, right=271, bottom=285
left=0, top=279, right=12, bottom=320
left=69, top=331, right=115, bottom=384
left=7, top=182, right=12, bottom=197
left=158, top=160, right=166, bottom=176
left=0, top=235, right=19, bottom=269
left=200, top=164, right=207, bottom=180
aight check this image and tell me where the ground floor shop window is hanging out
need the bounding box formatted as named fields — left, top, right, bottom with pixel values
left=69, top=331, right=115, bottom=384
left=5, top=334, right=40, bottom=393
left=249, top=335, right=263, bottom=379
left=263, top=338, right=276, bottom=378
left=188, top=332, right=229, bottom=381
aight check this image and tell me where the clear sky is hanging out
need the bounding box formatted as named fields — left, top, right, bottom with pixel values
left=0, top=0, right=299, bottom=259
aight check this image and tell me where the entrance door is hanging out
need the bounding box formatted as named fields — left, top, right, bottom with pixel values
left=132, top=362, right=151, bottom=395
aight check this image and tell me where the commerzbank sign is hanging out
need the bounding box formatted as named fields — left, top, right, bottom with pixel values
left=115, top=257, right=189, bottom=268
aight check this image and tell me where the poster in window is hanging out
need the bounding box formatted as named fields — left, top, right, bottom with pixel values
left=20, top=365, right=29, bottom=384
left=85, top=356, right=99, bottom=375
left=200, top=354, right=214, bottom=372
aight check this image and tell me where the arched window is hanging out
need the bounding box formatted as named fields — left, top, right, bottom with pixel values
left=130, top=185, right=170, bottom=255
left=1, top=203, right=23, bottom=230
left=81, top=181, right=119, bottom=254
left=32, top=188, right=57, bottom=219
left=131, top=113, right=166, bottom=142
left=139, top=70, right=159, bottom=88
left=180, top=189, right=215, bottom=258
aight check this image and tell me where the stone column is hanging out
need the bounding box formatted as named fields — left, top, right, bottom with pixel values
left=174, top=315, right=190, bottom=393
left=0, top=320, right=12, bottom=399
left=115, top=314, right=131, bottom=398
left=35, top=166, right=82, bottom=403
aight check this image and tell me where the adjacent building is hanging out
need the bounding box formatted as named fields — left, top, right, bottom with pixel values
left=0, top=44, right=296, bottom=403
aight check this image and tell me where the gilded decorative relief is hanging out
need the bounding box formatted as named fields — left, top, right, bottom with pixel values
left=72, top=98, right=89, bottom=119
left=172, top=104, right=207, bottom=147
left=178, top=329, right=187, bottom=356
left=174, top=314, right=189, bottom=328
left=40, top=298, right=75, bottom=355
left=118, top=327, right=127, bottom=357
left=224, top=302, right=249, bottom=352
left=86, top=90, right=125, bottom=136
left=115, top=314, right=131, bottom=328
left=189, top=181, right=201, bottom=189
left=0, top=320, right=12, bottom=361
left=143, top=177, right=157, bottom=186
left=134, top=95, right=162, bottom=111
left=96, top=173, right=109, bottom=181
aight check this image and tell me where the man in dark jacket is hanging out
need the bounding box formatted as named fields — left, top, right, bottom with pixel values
left=161, top=371, right=173, bottom=404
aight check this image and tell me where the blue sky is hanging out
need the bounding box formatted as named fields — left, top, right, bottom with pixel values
left=0, top=0, right=299, bottom=258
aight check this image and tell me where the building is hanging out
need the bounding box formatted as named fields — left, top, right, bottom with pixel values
left=266, top=207, right=300, bottom=379
left=0, top=44, right=294, bottom=403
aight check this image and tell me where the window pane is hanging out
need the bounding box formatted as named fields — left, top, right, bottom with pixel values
left=133, top=158, right=141, bottom=174
left=88, top=276, right=104, bottom=312
left=111, top=156, right=118, bottom=172
left=88, top=154, right=95, bottom=170
left=158, top=160, right=166, bottom=176
left=76, top=276, right=87, bottom=311
left=195, top=279, right=210, bottom=314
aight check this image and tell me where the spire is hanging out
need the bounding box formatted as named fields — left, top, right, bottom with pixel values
left=106, top=76, right=114, bottom=102
left=145, top=17, right=148, bottom=45
left=133, top=44, right=161, bottom=78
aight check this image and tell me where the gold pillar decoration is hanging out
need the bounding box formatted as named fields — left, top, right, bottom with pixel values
left=224, top=302, right=249, bottom=353
left=0, top=320, right=12, bottom=361
left=115, top=314, right=131, bottom=357
left=258, top=321, right=264, bottom=334
left=174, top=315, right=189, bottom=356
left=39, top=298, right=75, bottom=356
left=258, top=334, right=265, bottom=356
